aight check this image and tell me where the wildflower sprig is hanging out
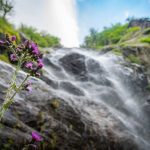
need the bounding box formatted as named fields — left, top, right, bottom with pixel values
left=0, top=34, right=44, bottom=120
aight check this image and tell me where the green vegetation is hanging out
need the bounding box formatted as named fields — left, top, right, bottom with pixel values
left=0, top=0, right=61, bottom=48
left=19, top=24, right=60, bottom=48
left=0, top=18, right=61, bottom=48
left=140, top=36, right=150, bottom=44
left=0, top=54, right=9, bottom=63
left=142, top=28, right=150, bottom=35
left=125, top=54, right=141, bottom=64
left=112, top=48, right=122, bottom=56
left=82, top=23, right=128, bottom=49
left=82, top=22, right=146, bottom=49
left=50, top=99, right=60, bottom=109
left=120, top=26, right=141, bottom=42
left=0, top=18, right=20, bottom=41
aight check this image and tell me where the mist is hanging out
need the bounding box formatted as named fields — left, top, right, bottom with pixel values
left=45, top=0, right=79, bottom=47
left=11, top=0, right=79, bottom=47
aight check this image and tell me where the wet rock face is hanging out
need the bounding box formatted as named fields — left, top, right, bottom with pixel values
left=59, top=53, right=88, bottom=80
left=0, top=49, right=149, bottom=150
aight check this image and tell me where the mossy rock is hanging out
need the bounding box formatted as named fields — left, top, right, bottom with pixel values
left=50, top=99, right=60, bottom=109
left=0, top=54, right=10, bottom=63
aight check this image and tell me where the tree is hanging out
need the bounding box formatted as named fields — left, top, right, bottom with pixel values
left=0, top=0, right=14, bottom=19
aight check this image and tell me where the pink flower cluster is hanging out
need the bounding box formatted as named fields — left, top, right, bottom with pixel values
left=23, top=40, right=44, bottom=77
left=0, top=34, right=44, bottom=77
left=31, top=131, right=43, bottom=142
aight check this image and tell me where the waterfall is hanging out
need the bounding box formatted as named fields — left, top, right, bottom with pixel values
left=45, top=0, right=79, bottom=47
left=43, top=48, right=150, bottom=150
left=12, top=0, right=79, bottom=47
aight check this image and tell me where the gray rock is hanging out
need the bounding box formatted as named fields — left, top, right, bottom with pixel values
left=0, top=48, right=149, bottom=150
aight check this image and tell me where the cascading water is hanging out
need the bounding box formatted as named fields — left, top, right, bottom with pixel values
left=43, top=48, right=150, bottom=150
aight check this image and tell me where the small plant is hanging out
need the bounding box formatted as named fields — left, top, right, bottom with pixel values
left=125, top=54, right=141, bottom=64
left=0, top=34, right=44, bottom=120
left=51, top=99, right=60, bottom=109
left=22, top=132, right=43, bottom=150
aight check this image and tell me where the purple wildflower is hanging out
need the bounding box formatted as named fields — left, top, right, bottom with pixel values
left=25, top=62, right=33, bottom=69
left=10, top=54, right=17, bottom=61
left=37, top=63, right=43, bottom=69
left=37, top=58, right=42, bottom=63
left=26, top=86, right=32, bottom=92
left=30, top=42, right=39, bottom=56
left=31, top=42, right=38, bottom=50
left=31, top=132, right=43, bottom=142
left=0, top=40, right=5, bottom=45
left=11, top=36, right=16, bottom=41
left=32, top=48, right=39, bottom=56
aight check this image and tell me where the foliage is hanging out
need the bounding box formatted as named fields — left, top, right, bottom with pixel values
left=19, top=24, right=60, bottom=48
left=0, top=54, right=9, bottom=63
left=0, top=17, right=20, bottom=41
left=125, top=54, right=141, bottom=64
left=140, top=37, right=150, bottom=44
left=0, top=18, right=61, bottom=48
left=119, top=26, right=141, bottom=42
left=83, top=23, right=128, bottom=49
left=0, top=0, right=14, bottom=19
left=112, top=48, right=122, bottom=56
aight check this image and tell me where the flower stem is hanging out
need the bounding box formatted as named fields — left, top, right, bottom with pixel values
left=0, top=74, right=30, bottom=121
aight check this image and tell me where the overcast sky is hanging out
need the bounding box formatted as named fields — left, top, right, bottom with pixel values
left=9, top=0, right=150, bottom=47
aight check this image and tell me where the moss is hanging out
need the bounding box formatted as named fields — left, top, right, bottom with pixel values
left=125, top=54, right=141, bottom=64
left=50, top=133, right=57, bottom=149
left=0, top=54, right=10, bottom=63
left=140, top=37, right=150, bottom=44
left=3, top=139, right=14, bottom=150
left=0, top=18, right=20, bottom=42
left=50, top=99, right=60, bottom=109
left=112, top=48, right=122, bottom=56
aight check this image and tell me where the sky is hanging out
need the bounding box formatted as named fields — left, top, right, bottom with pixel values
left=10, top=0, right=150, bottom=47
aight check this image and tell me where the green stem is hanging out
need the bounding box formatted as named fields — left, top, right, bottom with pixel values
left=0, top=74, right=30, bottom=121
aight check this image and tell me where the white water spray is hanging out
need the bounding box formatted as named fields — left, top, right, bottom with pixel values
left=45, top=0, right=79, bottom=47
